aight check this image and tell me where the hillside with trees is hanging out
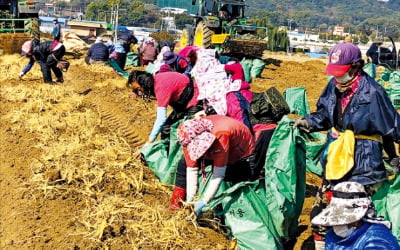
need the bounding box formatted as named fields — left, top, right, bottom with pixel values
left=50, top=0, right=400, bottom=40
left=247, top=0, right=400, bottom=39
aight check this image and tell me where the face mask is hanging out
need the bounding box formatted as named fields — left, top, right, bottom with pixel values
left=334, top=72, right=353, bottom=84
left=333, top=225, right=356, bottom=238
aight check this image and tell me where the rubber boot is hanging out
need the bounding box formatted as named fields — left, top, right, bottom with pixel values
left=168, top=186, right=186, bottom=211
left=56, top=77, right=64, bottom=83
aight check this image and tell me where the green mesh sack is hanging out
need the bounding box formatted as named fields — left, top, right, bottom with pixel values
left=283, top=87, right=310, bottom=117
left=145, top=62, right=156, bottom=74
left=380, top=68, right=393, bottom=82
left=241, top=58, right=253, bottom=83
left=388, top=83, right=400, bottom=109
left=389, top=70, right=400, bottom=83
left=251, top=58, right=266, bottom=78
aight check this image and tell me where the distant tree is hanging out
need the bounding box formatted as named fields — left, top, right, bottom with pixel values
left=267, top=27, right=288, bottom=52
left=123, top=1, right=146, bottom=25
left=359, top=33, right=369, bottom=44
left=175, top=14, right=194, bottom=30
left=85, top=1, right=109, bottom=21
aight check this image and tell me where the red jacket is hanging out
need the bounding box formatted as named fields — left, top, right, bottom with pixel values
left=184, top=115, right=255, bottom=168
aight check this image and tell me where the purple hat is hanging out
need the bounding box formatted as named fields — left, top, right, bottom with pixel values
left=325, top=42, right=362, bottom=77
left=163, top=51, right=177, bottom=65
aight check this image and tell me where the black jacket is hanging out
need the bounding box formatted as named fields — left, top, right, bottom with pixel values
left=33, top=40, right=65, bottom=66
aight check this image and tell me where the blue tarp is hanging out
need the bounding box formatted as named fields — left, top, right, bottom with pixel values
left=39, top=16, right=67, bottom=24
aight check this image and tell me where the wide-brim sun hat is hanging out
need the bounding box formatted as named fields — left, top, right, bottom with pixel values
left=163, top=51, right=177, bottom=65
left=177, top=117, right=216, bottom=162
left=311, top=181, right=371, bottom=226
left=324, top=42, right=362, bottom=77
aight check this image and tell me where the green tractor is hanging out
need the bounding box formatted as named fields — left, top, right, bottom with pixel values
left=181, top=0, right=268, bottom=57
left=0, top=0, right=40, bottom=40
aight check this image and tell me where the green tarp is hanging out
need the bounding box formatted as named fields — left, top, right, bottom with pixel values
left=207, top=181, right=283, bottom=250
left=372, top=175, right=400, bottom=244
left=140, top=120, right=183, bottom=185
left=283, top=87, right=310, bottom=117
left=363, top=62, right=376, bottom=79
left=264, top=116, right=307, bottom=239
left=108, top=59, right=129, bottom=79
left=125, top=52, right=140, bottom=67
left=304, top=132, right=326, bottom=176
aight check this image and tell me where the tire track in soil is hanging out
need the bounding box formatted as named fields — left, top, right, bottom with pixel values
left=89, top=97, right=147, bottom=149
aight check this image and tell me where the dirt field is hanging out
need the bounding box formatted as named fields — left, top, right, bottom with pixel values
left=0, top=50, right=329, bottom=249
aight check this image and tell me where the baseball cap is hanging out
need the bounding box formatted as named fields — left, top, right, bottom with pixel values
left=325, top=42, right=362, bottom=77
left=311, top=182, right=371, bottom=226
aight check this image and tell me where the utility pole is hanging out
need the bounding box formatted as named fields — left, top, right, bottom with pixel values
left=287, top=19, right=292, bottom=31
left=110, top=4, right=119, bottom=44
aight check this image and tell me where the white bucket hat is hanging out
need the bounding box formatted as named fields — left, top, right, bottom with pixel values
left=311, top=181, right=371, bottom=226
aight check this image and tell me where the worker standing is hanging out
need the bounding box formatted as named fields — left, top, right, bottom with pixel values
left=52, top=18, right=62, bottom=41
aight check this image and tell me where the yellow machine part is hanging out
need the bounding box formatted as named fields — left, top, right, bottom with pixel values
left=211, top=34, right=230, bottom=44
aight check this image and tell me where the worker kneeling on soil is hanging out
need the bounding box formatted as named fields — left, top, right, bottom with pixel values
left=135, top=65, right=203, bottom=145
left=32, top=40, right=66, bottom=84
left=86, top=37, right=109, bottom=65
left=169, top=115, right=255, bottom=216
left=311, top=181, right=399, bottom=249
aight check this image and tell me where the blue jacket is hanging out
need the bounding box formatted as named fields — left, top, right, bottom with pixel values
left=88, top=43, right=109, bottom=61
left=171, top=55, right=192, bottom=77
left=52, top=23, right=61, bottom=40
left=325, top=222, right=400, bottom=250
left=304, top=72, right=400, bottom=185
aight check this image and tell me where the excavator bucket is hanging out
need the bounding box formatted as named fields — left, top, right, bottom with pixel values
left=220, top=38, right=268, bottom=57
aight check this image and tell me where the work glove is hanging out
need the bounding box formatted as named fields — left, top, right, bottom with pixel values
left=194, top=200, right=206, bottom=216
left=293, top=119, right=310, bottom=132
left=389, top=157, right=400, bottom=174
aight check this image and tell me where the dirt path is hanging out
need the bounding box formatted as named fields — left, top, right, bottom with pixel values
left=0, top=52, right=328, bottom=249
